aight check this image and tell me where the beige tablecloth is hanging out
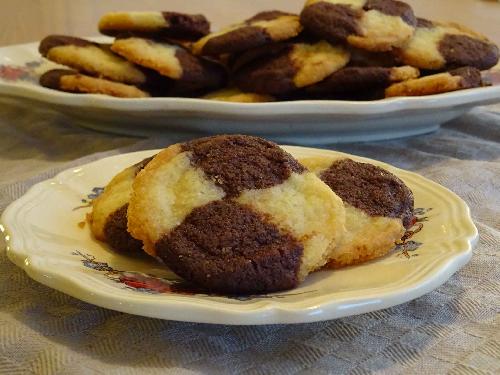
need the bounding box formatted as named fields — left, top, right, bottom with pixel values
left=0, top=100, right=499, bottom=374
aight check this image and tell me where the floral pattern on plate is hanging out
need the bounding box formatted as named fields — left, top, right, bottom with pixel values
left=0, top=60, right=43, bottom=83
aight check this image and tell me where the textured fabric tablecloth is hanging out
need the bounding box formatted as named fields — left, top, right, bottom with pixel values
left=0, top=99, right=499, bottom=375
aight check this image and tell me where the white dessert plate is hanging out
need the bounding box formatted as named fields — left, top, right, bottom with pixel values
left=1, top=39, right=500, bottom=144
left=1, top=146, right=477, bottom=325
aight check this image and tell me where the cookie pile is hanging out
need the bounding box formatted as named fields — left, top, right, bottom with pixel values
left=89, top=135, right=415, bottom=295
left=38, top=3, right=498, bottom=101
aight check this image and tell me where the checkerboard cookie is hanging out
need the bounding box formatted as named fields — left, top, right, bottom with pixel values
left=39, top=35, right=152, bottom=85
left=300, top=0, right=417, bottom=51
left=98, top=11, right=210, bottom=40
left=127, top=135, right=346, bottom=294
left=397, top=18, right=499, bottom=70
left=89, top=156, right=154, bottom=254
left=192, top=11, right=302, bottom=56
left=305, top=65, right=419, bottom=97
left=301, top=156, right=414, bottom=269
left=385, top=66, right=482, bottom=97
left=233, top=40, right=350, bottom=95
left=111, top=37, right=226, bottom=92
left=39, top=69, right=150, bottom=98
left=348, top=47, right=400, bottom=67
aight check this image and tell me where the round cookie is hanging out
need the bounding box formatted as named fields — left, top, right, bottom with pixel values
left=127, top=135, right=346, bottom=294
left=233, top=40, right=350, bottom=96
left=227, top=42, right=291, bottom=73
left=300, top=0, right=417, bottom=52
left=89, top=156, right=154, bottom=253
left=201, top=87, right=275, bottom=103
left=39, top=35, right=152, bottom=85
left=98, top=11, right=210, bottom=40
left=192, top=11, right=302, bottom=56
left=385, top=66, right=482, bottom=97
left=397, top=18, right=499, bottom=70
left=348, top=47, right=401, bottom=67
left=40, top=69, right=150, bottom=98
left=305, top=65, right=419, bottom=97
left=300, top=156, right=414, bottom=269
left=111, top=37, right=226, bottom=92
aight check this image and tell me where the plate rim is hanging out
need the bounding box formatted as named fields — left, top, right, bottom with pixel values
left=0, top=146, right=478, bottom=324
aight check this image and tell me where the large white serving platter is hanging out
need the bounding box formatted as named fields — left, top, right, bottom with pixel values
left=1, top=39, right=500, bottom=144
left=1, top=146, right=478, bottom=325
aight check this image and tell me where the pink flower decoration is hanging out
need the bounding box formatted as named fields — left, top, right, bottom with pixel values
left=0, top=65, right=28, bottom=81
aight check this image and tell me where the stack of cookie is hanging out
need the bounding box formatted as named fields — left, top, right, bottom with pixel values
left=89, top=135, right=415, bottom=295
left=38, top=2, right=499, bottom=100
left=38, top=12, right=226, bottom=98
